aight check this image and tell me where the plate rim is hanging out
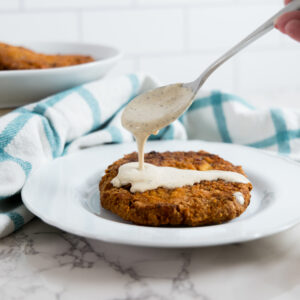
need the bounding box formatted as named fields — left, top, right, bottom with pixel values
left=21, top=140, right=300, bottom=248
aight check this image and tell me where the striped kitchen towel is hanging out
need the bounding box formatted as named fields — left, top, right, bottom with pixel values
left=0, top=73, right=299, bottom=238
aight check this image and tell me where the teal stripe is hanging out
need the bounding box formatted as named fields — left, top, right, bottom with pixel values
left=107, top=126, right=123, bottom=143
left=211, top=92, right=232, bottom=143
left=32, top=90, right=74, bottom=152
left=6, top=212, right=24, bottom=230
left=63, top=75, right=140, bottom=152
left=0, top=113, right=33, bottom=149
left=288, top=129, right=300, bottom=139
left=270, top=109, right=290, bottom=154
left=163, top=125, right=175, bottom=140
left=13, top=108, right=61, bottom=158
left=77, top=87, right=101, bottom=131
left=178, top=113, right=186, bottom=124
left=32, top=87, right=82, bottom=154
left=41, top=118, right=61, bottom=158
left=0, top=111, right=33, bottom=177
left=189, top=96, right=212, bottom=110
left=0, top=149, right=32, bottom=176
left=33, top=89, right=74, bottom=115
left=188, top=93, right=255, bottom=112
left=62, top=142, right=71, bottom=156
left=247, top=136, right=278, bottom=148
left=127, top=74, right=139, bottom=97
left=95, top=74, right=139, bottom=143
left=247, top=129, right=300, bottom=149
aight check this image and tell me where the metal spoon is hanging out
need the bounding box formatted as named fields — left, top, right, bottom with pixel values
left=122, top=0, right=300, bottom=136
left=184, top=0, right=300, bottom=96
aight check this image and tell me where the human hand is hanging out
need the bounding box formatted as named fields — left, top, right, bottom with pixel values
left=275, top=0, right=300, bottom=41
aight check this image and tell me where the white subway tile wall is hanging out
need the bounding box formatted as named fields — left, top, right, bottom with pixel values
left=0, top=0, right=20, bottom=10
left=24, top=0, right=134, bottom=9
left=82, top=9, right=184, bottom=54
left=0, top=0, right=299, bottom=108
left=187, top=5, right=282, bottom=51
left=0, top=13, right=79, bottom=41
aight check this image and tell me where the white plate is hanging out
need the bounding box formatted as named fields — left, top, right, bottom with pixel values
left=0, top=41, right=121, bottom=108
left=22, top=140, right=300, bottom=248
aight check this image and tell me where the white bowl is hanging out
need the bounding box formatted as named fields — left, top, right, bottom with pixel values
left=0, top=42, right=121, bottom=108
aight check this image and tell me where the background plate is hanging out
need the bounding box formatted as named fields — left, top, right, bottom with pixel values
left=22, top=140, right=300, bottom=247
left=0, top=41, right=121, bottom=107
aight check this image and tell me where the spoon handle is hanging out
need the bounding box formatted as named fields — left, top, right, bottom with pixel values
left=186, top=0, right=300, bottom=93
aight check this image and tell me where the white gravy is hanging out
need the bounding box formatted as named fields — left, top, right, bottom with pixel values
left=233, top=192, right=245, bottom=205
left=112, top=83, right=250, bottom=192
left=112, top=162, right=250, bottom=193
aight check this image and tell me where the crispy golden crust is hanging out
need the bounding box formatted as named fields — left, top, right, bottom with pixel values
left=99, top=151, right=252, bottom=226
left=0, top=42, right=94, bottom=70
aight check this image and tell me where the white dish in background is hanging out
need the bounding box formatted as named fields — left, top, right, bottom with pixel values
left=22, top=140, right=300, bottom=248
left=0, top=41, right=121, bottom=108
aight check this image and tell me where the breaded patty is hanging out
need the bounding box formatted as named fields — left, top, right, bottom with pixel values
left=99, top=151, right=252, bottom=226
left=0, top=42, right=94, bottom=70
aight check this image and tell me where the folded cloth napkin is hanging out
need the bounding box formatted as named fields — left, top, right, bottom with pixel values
left=0, top=73, right=299, bottom=238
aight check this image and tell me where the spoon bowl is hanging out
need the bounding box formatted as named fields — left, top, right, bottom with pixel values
left=121, top=83, right=194, bottom=137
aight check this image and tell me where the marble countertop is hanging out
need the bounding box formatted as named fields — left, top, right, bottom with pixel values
left=1, top=218, right=300, bottom=300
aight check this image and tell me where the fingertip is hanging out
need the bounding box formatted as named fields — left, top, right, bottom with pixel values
left=274, top=17, right=286, bottom=33
left=275, top=11, right=300, bottom=33
left=285, top=19, right=300, bottom=42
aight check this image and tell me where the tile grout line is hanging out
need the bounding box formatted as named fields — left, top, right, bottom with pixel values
left=3, top=2, right=279, bottom=14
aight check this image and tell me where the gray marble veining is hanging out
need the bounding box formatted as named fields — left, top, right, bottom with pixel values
left=1, top=219, right=300, bottom=300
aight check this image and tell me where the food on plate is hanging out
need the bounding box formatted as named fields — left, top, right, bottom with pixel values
left=99, top=150, right=252, bottom=226
left=100, top=52, right=252, bottom=228
left=0, top=42, right=94, bottom=70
